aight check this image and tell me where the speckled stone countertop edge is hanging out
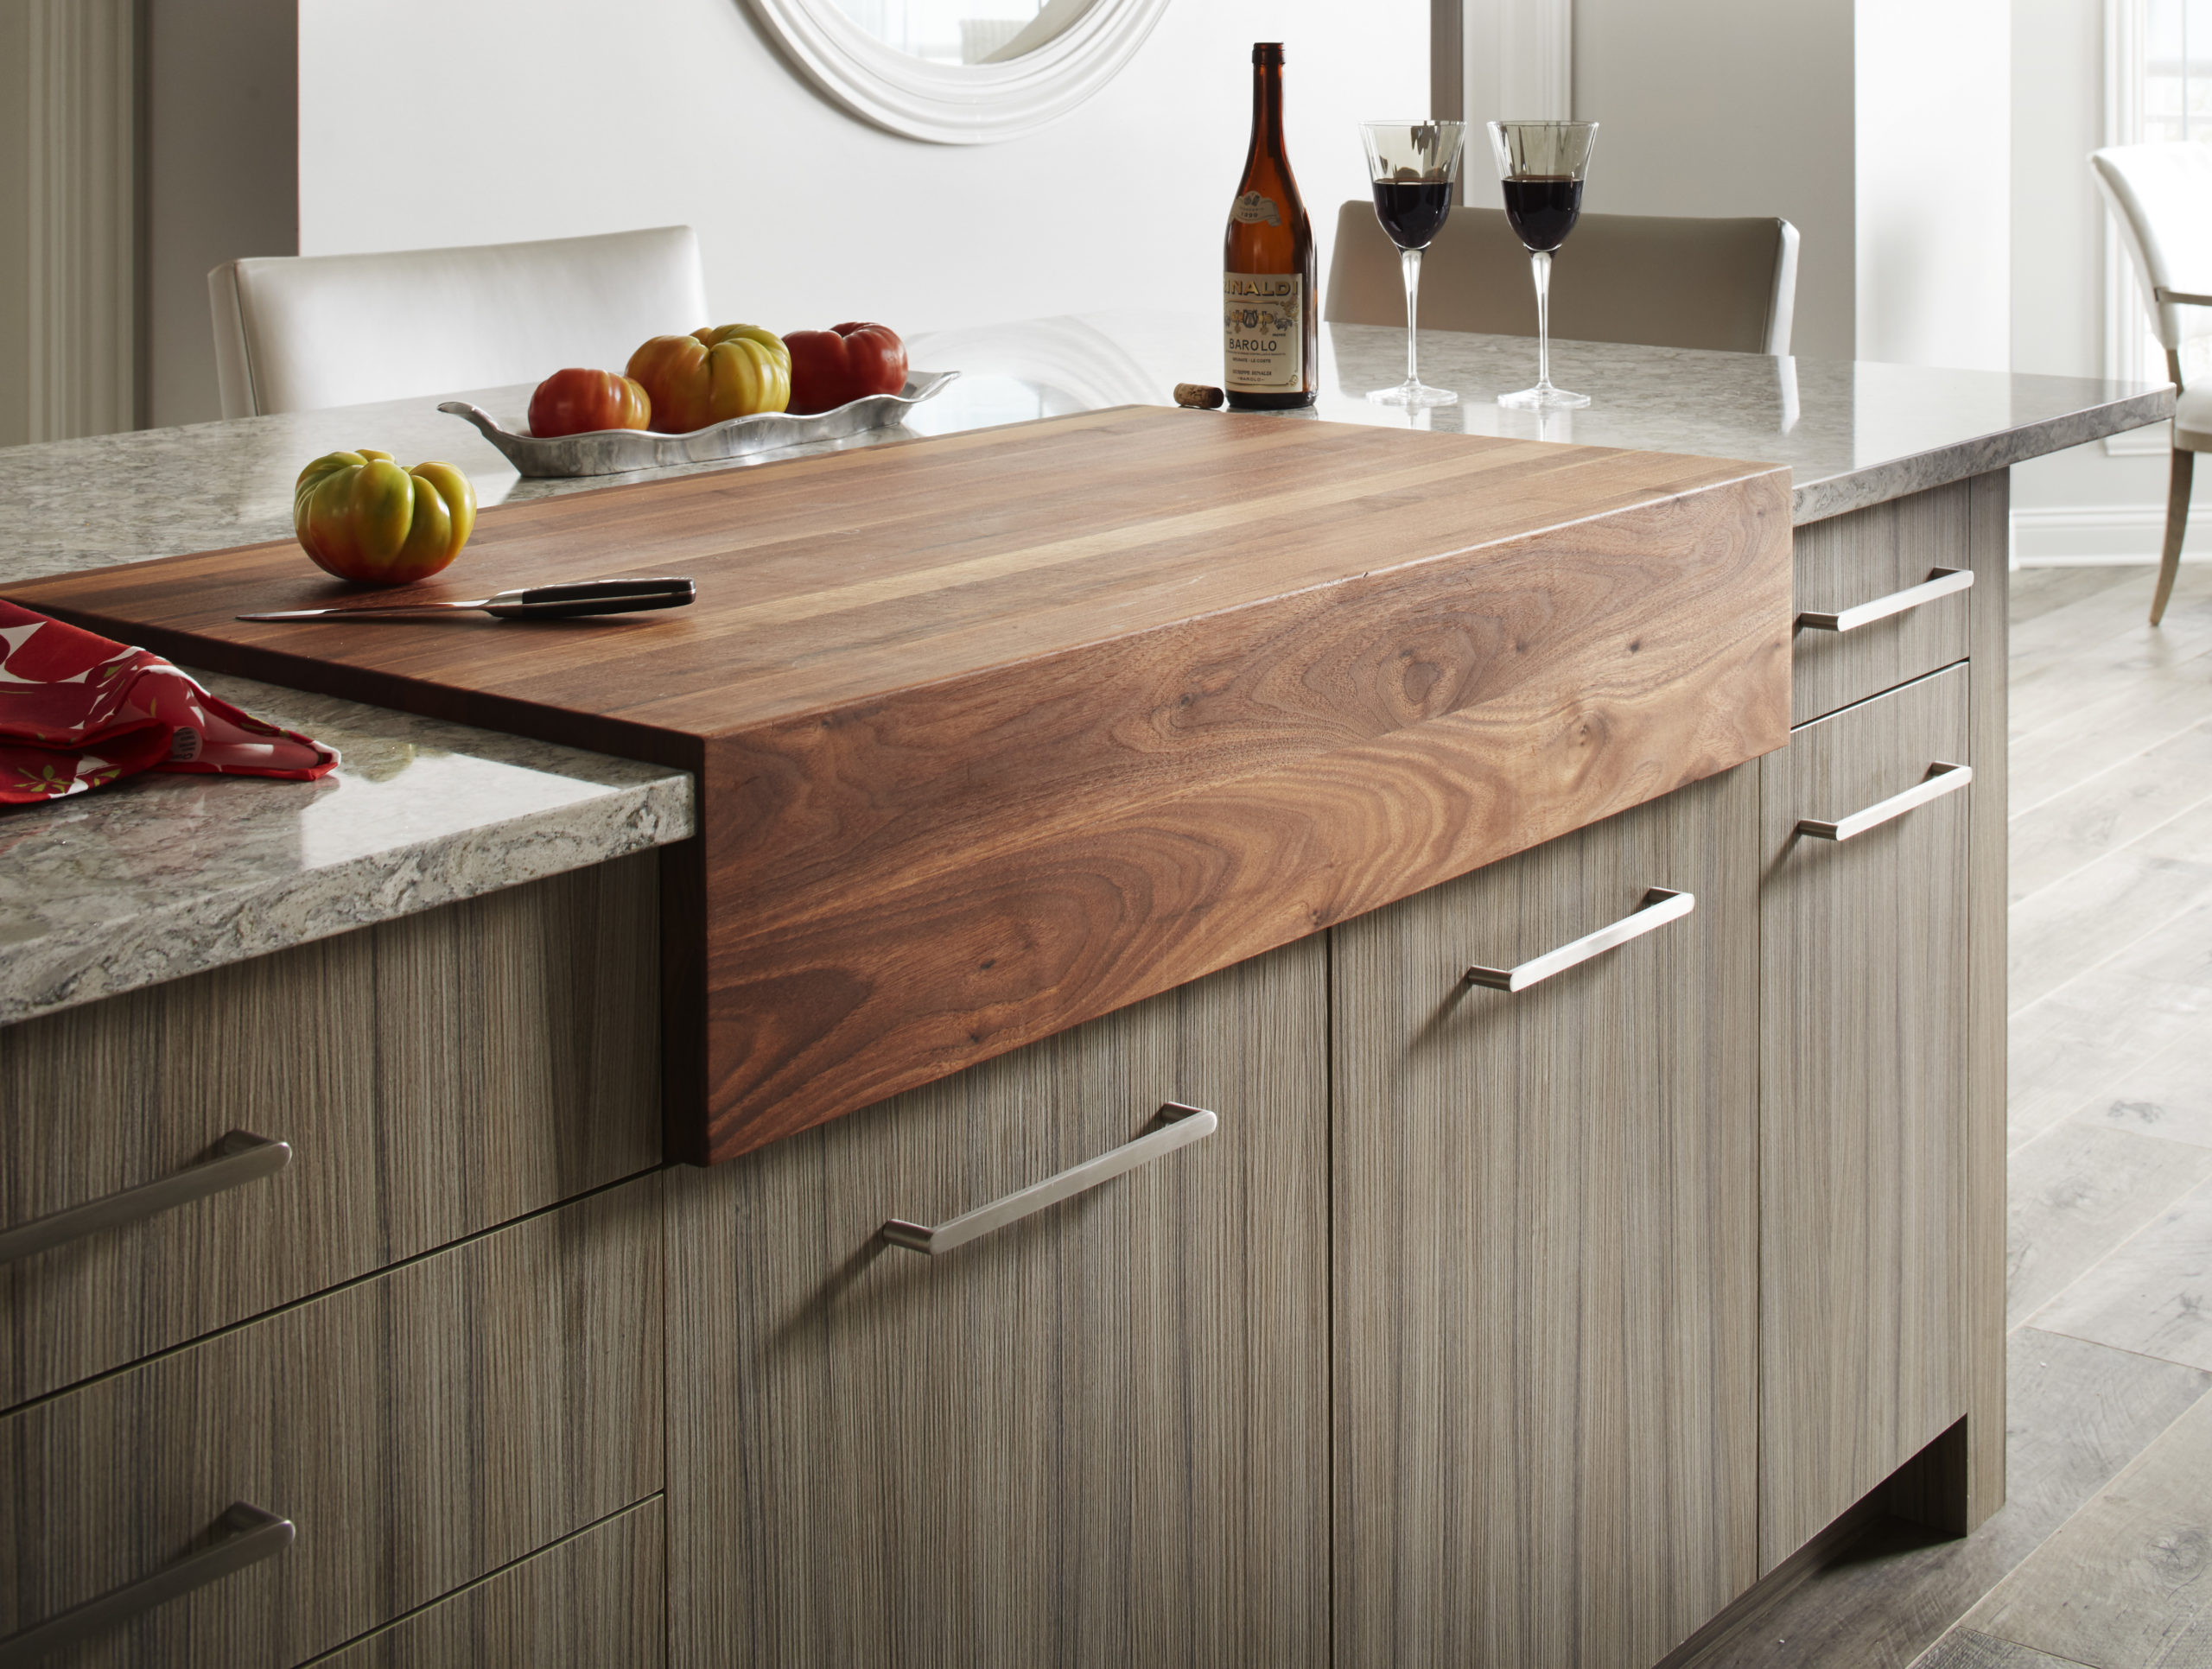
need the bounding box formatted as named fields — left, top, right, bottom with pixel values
left=1787, top=386, right=2177, bottom=524
left=0, top=769, right=692, bottom=1028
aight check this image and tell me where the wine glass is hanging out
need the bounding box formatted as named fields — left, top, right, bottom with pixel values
left=1489, top=119, right=1599, bottom=409
left=1359, top=120, right=1467, bottom=407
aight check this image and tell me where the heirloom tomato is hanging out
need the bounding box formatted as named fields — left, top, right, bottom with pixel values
left=527, top=367, right=651, bottom=437
left=784, top=322, right=908, bottom=415
left=625, top=324, right=791, bottom=432
left=292, top=449, right=477, bottom=586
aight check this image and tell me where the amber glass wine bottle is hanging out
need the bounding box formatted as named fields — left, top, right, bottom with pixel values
left=1223, top=41, right=1317, bottom=410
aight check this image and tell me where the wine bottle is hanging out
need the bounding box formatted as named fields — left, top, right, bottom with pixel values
left=1224, top=41, right=1317, bottom=411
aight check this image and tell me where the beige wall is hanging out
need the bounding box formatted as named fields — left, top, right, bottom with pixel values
left=1571, top=0, right=1857, bottom=360
left=143, top=0, right=296, bottom=428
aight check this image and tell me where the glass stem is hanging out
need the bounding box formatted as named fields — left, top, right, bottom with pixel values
left=1530, top=249, right=1553, bottom=392
left=1402, top=247, right=1423, bottom=389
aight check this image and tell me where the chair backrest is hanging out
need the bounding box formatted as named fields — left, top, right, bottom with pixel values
left=1325, top=203, right=1800, bottom=357
left=207, top=226, right=710, bottom=418
left=2090, top=143, right=2212, bottom=362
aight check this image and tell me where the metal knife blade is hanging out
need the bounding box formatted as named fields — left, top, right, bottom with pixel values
left=238, top=575, right=696, bottom=622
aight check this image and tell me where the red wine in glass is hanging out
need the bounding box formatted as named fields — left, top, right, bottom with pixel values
left=1371, top=178, right=1454, bottom=251
left=1360, top=121, right=1467, bottom=406
left=1489, top=120, right=1599, bottom=409
left=1500, top=175, right=1582, bottom=252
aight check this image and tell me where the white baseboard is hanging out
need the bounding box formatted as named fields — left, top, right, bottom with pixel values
left=2010, top=502, right=2210, bottom=566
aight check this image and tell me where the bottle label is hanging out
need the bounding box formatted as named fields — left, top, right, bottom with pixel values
left=1230, top=192, right=1282, bottom=226
left=1224, top=273, right=1303, bottom=392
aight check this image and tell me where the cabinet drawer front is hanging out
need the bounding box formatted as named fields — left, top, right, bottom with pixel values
left=1759, top=663, right=1972, bottom=1568
left=1793, top=481, right=1972, bottom=722
left=666, top=940, right=1329, bottom=1669
left=1332, top=766, right=1761, bottom=1669
left=0, top=856, right=662, bottom=1407
left=0, top=1177, right=663, bottom=1668
left=313, top=1499, right=664, bottom=1669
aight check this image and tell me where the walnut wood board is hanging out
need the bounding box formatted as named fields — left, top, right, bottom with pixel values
left=0, top=856, right=660, bottom=1409
left=1757, top=663, right=1972, bottom=1570
left=0, top=1178, right=663, bottom=1666
left=1330, top=765, right=1761, bottom=1668
left=6, top=407, right=1792, bottom=1163
left=664, top=936, right=1326, bottom=1667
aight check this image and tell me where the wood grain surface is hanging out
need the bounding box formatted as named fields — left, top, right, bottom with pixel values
left=1790, top=480, right=1973, bottom=725
left=1959, top=1386, right=2212, bottom=1667
left=664, top=936, right=1327, bottom=1669
left=1758, top=663, right=1972, bottom=1570
left=6, top=409, right=1792, bottom=1162
left=1963, top=470, right=2011, bottom=1531
left=1330, top=765, right=1762, bottom=1669
left=0, top=856, right=662, bottom=1408
left=0, top=1177, right=663, bottom=1667
left=311, top=1501, right=665, bottom=1669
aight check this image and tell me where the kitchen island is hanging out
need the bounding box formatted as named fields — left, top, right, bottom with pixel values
left=0, top=318, right=2172, bottom=1668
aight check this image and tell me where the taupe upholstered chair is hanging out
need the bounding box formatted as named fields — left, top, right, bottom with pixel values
left=1324, top=202, right=1801, bottom=357
left=2091, top=142, right=2212, bottom=625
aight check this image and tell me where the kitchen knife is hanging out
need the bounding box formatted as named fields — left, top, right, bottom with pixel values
left=238, top=576, right=695, bottom=622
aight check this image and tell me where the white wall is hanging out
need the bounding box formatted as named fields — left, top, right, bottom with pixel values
left=1571, top=0, right=1856, bottom=360
left=2008, top=0, right=2203, bottom=563
left=296, top=0, right=1428, bottom=343
left=1857, top=0, right=2009, bottom=371
left=144, top=0, right=297, bottom=428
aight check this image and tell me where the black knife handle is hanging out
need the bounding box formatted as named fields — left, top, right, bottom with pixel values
left=483, top=576, right=696, bottom=619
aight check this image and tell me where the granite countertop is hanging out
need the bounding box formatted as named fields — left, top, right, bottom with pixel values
left=0, top=310, right=2171, bottom=1024
left=0, top=672, right=690, bottom=1026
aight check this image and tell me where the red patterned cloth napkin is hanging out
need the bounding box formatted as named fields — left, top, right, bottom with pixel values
left=0, top=600, right=337, bottom=804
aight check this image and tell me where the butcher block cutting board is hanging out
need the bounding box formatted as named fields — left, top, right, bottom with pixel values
left=10, top=407, right=1793, bottom=1163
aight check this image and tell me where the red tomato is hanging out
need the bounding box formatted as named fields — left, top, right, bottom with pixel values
left=527, top=368, right=652, bottom=437
left=783, top=323, right=908, bottom=415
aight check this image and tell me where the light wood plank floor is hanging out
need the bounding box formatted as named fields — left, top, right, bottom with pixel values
left=1695, top=564, right=2212, bottom=1669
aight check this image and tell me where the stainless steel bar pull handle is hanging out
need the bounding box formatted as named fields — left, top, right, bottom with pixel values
left=1797, top=567, right=1972, bottom=632
left=0, top=1131, right=290, bottom=1266
left=1465, top=888, right=1695, bottom=993
left=883, top=1102, right=1217, bottom=1256
left=1797, top=761, right=1972, bottom=841
left=0, top=1502, right=293, bottom=1666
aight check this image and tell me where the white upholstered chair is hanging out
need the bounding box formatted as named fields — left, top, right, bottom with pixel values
left=2091, top=143, right=2212, bottom=625
left=207, top=226, right=709, bottom=419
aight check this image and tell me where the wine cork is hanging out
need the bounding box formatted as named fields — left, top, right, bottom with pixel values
left=1174, top=383, right=1225, bottom=409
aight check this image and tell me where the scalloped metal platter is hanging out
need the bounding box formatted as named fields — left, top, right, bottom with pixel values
left=439, top=370, right=960, bottom=479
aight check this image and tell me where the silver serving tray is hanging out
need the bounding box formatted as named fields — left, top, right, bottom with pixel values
left=438, top=370, right=959, bottom=479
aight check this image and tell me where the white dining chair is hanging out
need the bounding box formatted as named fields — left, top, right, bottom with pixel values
left=207, top=226, right=710, bottom=419
left=2091, top=142, right=2212, bottom=625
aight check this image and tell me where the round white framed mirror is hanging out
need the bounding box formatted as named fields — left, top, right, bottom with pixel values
left=746, top=0, right=1173, bottom=144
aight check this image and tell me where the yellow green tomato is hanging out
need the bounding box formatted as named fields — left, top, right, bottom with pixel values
left=626, top=324, right=791, bottom=432
left=292, top=448, right=477, bottom=585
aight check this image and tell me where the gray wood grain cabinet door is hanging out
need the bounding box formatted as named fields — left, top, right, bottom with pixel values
left=664, top=936, right=1328, bottom=1669
left=1791, top=480, right=1973, bottom=725
left=313, top=1499, right=664, bottom=1668
left=0, top=1177, right=662, bottom=1667
left=1759, top=662, right=1972, bottom=1568
left=0, top=855, right=663, bottom=1408
left=1332, top=766, right=1762, bottom=1669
